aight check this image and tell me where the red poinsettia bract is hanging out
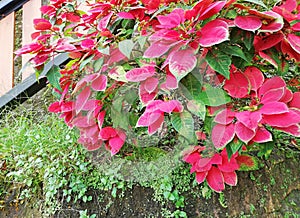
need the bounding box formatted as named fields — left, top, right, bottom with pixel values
left=212, top=66, right=300, bottom=148
left=183, top=146, right=253, bottom=192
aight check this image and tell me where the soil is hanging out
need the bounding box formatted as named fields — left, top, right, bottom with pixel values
left=1, top=148, right=299, bottom=218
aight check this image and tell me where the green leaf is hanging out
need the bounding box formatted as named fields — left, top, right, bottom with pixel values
left=46, top=65, right=62, bottom=91
left=243, top=0, right=267, bottom=8
left=230, top=28, right=254, bottom=51
left=119, top=39, right=135, bottom=58
left=79, top=55, right=95, bottom=71
left=171, top=112, right=196, bottom=143
left=205, top=49, right=231, bottom=79
left=98, top=46, right=110, bottom=55
left=111, top=97, right=130, bottom=130
left=226, top=139, right=243, bottom=160
left=179, top=70, right=203, bottom=99
left=93, top=58, right=104, bottom=72
left=243, top=31, right=255, bottom=51
left=197, top=84, right=231, bottom=106
left=137, top=36, right=147, bottom=49
left=219, top=44, right=250, bottom=62
left=124, top=89, right=138, bottom=105
left=187, top=100, right=206, bottom=120
left=258, top=141, right=274, bottom=159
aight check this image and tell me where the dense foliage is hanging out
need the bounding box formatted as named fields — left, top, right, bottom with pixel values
left=16, top=0, right=300, bottom=193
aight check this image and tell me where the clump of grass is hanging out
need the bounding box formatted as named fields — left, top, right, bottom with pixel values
left=0, top=102, right=94, bottom=215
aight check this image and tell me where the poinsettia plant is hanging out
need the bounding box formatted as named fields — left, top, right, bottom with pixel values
left=16, top=0, right=300, bottom=193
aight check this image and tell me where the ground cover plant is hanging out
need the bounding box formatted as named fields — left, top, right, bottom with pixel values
left=15, top=0, right=300, bottom=195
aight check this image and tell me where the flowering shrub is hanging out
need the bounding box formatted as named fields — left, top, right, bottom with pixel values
left=16, top=0, right=300, bottom=193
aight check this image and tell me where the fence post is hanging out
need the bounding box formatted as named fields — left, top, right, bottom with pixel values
left=0, top=12, right=15, bottom=96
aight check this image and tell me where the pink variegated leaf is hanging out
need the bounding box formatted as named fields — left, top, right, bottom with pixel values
left=75, top=86, right=91, bottom=114
left=139, top=83, right=158, bottom=105
left=73, top=75, right=94, bottom=94
left=136, top=112, right=151, bottom=127
left=107, top=47, right=127, bottom=65
left=275, top=124, right=300, bottom=137
left=235, top=111, right=262, bottom=130
left=83, top=125, right=99, bottom=139
left=144, top=40, right=178, bottom=58
left=117, top=12, right=134, bottom=19
left=48, top=102, right=61, bottom=113
left=222, top=171, right=237, bottom=186
left=206, top=166, right=225, bottom=193
left=108, top=136, right=125, bottom=155
left=80, top=139, right=103, bottom=151
left=61, top=102, right=73, bottom=112
left=281, top=39, right=300, bottom=62
left=148, top=113, right=165, bottom=135
left=291, top=22, right=300, bottom=31
left=258, top=77, right=286, bottom=97
left=214, top=109, right=236, bottom=125
left=100, top=127, right=117, bottom=140
left=280, top=89, right=293, bottom=103
left=234, top=15, right=262, bottom=31
left=91, top=75, right=107, bottom=91
left=258, top=51, right=278, bottom=68
left=254, top=33, right=284, bottom=51
left=15, top=43, right=44, bottom=56
left=82, top=99, right=101, bottom=111
left=183, top=150, right=201, bottom=164
left=263, top=111, right=300, bottom=127
left=159, top=100, right=183, bottom=113
left=108, top=131, right=126, bottom=155
left=97, top=111, right=106, bottom=129
left=161, top=66, right=178, bottom=90
left=56, top=42, right=76, bottom=52
left=212, top=123, right=235, bottom=149
left=218, top=153, right=239, bottom=172
left=235, top=121, right=256, bottom=144
left=279, top=0, right=297, bottom=11
left=97, top=12, right=113, bottom=31
left=81, top=39, right=95, bottom=49
left=195, top=160, right=213, bottom=172
left=197, top=157, right=212, bottom=168
left=40, top=5, right=55, bottom=16
left=126, top=66, right=156, bottom=82
left=199, top=19, right=229, bottom=47
left=169, top=48, right=197, bottom=82
left=33, top=18, right=52, bottom=30
left=145, top=100, right=164, bottom=113
left=66, top=12, right=81, bottom=22
left=73, top=116, right=96, bottom=128
left=260, top=87, right=285, bottom=104
left=224, top=71, right=249, bottom=98
left=287, top=34, right=300, bottom=54
left=244, top=66, right=264, bottom=92
left=289, top=92, right=300, bottom=109
left=211, top=153, right=223, bottom=164
left=157, top=8, right=185, bottom=29
left=252, top=127, right=272, bottom=143
left=136, top=111, right=163, bottom=127
left=198, top=1, right=226, bottom=21
left=260, top=11, right=284, bottom=33
left=195, top=171, right=208, bottom=184
left=143, top=77, right=159, bottom=93
left=260, top=102, right=289, bottom=115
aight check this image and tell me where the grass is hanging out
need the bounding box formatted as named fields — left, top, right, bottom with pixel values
left=0, top=103, right=90, bottom=215
left=0, top=96, right=191, bottom=217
